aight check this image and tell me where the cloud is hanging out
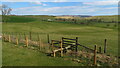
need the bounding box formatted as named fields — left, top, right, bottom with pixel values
left=83, top=1, right=118, bottom=6
left=11, top=4, right=118, bottom=15
left=30, top=2, right=47, bottom=6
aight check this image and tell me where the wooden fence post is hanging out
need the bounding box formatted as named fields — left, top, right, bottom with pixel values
left=47, top=34, right=50, bottom=44
left=104, top=39, right=107, bottom=53
left=60, top=40, right=63, bottom=57
left=16, top=36, right=18, bottom=45
left=25, top=36, right=28, bottom=47
left=99, top=47, right=102, bottom=53
left=75, top=37, right=78, bottom=52
left=53, top=51, right=56, bottom=57
left=94, top=45, right=97, bottom=65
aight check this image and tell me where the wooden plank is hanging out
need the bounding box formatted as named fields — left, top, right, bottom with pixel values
left=53, top=46, right=61, bottom=48
left=62, top=37, right=76, bottom=40
left=63, top=40, right=76, bottom=43
left=63, top=43, right=76, bottom=46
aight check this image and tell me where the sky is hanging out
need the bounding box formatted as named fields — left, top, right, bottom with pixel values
left=1, top=0, right=119, bottom=16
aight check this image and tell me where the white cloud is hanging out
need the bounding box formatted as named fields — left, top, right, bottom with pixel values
left=30, top=2, right=47, bottom=6
left=11, top=5, right=118, bottom=15
left=83, top=1, right=118, bottom=6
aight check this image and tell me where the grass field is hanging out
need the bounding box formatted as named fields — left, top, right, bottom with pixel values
left=3, top=42, right=85, bottom=66
left=2, top=15, right=119, bottom=66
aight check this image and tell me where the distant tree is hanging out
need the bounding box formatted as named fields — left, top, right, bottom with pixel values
left=0, top=4, right=12, bottom=15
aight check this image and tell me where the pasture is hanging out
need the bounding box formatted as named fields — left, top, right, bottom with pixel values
left=2, top=15, right=119, bottom=66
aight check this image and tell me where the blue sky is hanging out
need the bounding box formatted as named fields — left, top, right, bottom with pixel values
left=1, top=0, right=119, bottom=16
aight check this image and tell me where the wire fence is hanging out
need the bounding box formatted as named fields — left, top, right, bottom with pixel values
left=2, top=32, right=118, bottom=66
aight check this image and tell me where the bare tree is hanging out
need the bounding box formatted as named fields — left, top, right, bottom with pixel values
left=0, top=4, right=12, bottom=15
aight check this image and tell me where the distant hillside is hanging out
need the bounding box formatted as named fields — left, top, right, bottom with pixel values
left=2, top=15, right=119, bottom=23
left=58, top=15, right=91, bottom=17
left=85, top=15, right=119, bottom=22
left=55, top=15, right=119, bottom=23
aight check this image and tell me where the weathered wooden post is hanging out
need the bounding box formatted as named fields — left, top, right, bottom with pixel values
left=53, top=51, right=56, bottom=57
left=51, top=40, right=55, bottom=57
left=94, top=45, right=97, bottom=65
left=75, top=37, right=78, bottom=52
left=8, top=35, right=11, bottom=42
left=104, top=39, right=107, bottom=53
left=60, top=40, right=63, bottom=57
left=47, top=34, right=50, bottom=44
left=16, top=36, right=18, bottom=45
left=99, top=46, right=102, bottom=53
left=25, top=36, right=28, bottom=47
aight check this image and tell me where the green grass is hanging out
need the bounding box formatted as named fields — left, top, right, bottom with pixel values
left=2, top=21, right=118, bottom=55
left=2, top=15, right=118, bottom=66
left=2, top=15, right=36, bottom=23
left=3, top=42, right=83, bottom=66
